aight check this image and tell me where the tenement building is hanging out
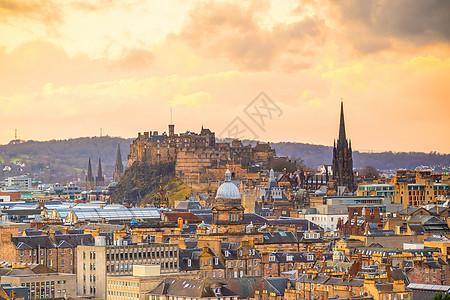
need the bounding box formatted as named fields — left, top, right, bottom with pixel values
left=77, top=236, right=178, bottom=299
left=0, top=231, right=94, bottom=274
left=127, top=124, right=275, bottom=180
left=332, top=102, right=355, bottom=192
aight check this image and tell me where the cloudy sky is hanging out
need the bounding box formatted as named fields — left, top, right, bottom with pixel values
left=1, top=0, right=449, bottom=153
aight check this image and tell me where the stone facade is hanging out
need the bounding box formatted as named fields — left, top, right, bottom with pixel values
left=0, top=232, right=93, bottom=274
left=127, top=125, right=275, bottom=181
left=77, top=241, right=178, bottom=299
left=332, top=102, right=355, bottom=192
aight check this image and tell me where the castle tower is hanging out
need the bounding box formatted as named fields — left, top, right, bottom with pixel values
left=332, top=102, right=355, bottom=192
left=96, top=158, right=105, bottom=186
left=113, top=143, right=124, bottom=182
left=86, top=158, right=95, bottom=191
left=211, top=170, right=245, bottom=234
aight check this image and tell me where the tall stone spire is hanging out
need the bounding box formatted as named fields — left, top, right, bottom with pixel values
left=96, top=158, right=105, bottom=186
left=338, top=101, right=346, bottom=142
left=86, top=158, right=95, bottom=190
left=332, top=101, right=355, bottom=192
left=113, top=143, right=124, bottom=182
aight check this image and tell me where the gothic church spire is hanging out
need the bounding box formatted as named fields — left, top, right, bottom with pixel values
left=113, top=143, right=124, bottom=182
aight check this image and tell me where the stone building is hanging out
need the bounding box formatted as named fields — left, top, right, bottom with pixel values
left=0, top=232, right=94, bottom=274
left=178, top=239, right=262, bottom=279
left=0, top=264, right=76, bottom=300
left=127, top=125, right=275, bottom=181
left=211, top=170, right=245, bottom=234
left=405, top=257, right=449, bottom=285
left=332, top=102, right=355, bottom=192
left=76, top=237, right=178, bottom=299
left=113, top=143, right=124, bottom=183
left=106, top=265, right=187, bottom=300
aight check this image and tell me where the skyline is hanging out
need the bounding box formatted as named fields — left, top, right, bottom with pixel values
left=1, top=0, right=450, bottom=153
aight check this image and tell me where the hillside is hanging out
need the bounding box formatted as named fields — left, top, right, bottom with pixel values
left=0, top=137, right=132, bottom=184
left=110, top=161, right=175, bottom=204
left=0, top=137, right=449, bottom=185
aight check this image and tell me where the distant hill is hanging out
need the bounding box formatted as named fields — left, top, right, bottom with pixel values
left=0, top=137, right=132, bottom=184
left=0, top=137, right=448, bottom=184
left=224, top=139, right=450, bottom=171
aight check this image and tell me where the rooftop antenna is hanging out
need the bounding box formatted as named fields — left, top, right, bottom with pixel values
left=14, top=129, right=17, bottom=140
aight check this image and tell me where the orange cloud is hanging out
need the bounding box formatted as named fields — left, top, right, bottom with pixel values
left=0, top=0, right=62, bottom=24
left=178, top=1, right=326, bottom=71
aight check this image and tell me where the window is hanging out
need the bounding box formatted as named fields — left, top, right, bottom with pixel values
left=61, top=249, right=65, bottom=255
left=61, top=259, right=65, bottom=267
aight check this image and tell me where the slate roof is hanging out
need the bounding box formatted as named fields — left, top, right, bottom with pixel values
left=174, top=201, right=203, bottom=211
left=11, top=234, right=94, bottom=249
left=262, top=231, right=297, bottom=244
left=179, top=249, right=202, bottom=271
left=297, top=274, right=329, bottom=284
left=149, top=278, right=238, bottom=298
left=264, top=277, right=293, bottom=296
left=325, top=277, right=364, bottom=287
left=214, top=278, right=265, bottom=299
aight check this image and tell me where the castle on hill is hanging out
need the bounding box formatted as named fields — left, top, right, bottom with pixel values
left=127, top=124, right=275, bottom=182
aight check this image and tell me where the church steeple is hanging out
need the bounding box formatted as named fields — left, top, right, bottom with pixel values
left=332, top=101, right=355, bottom=192
left=96, top=158, right=104, bottom=186
left=86, top=158, right=95, bottom=190
left=113, top=143, right=124, bottom=182
left=338, top=101, right=346, bottom=143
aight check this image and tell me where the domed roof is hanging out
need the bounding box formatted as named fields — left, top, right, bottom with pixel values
left=215, top=170, right=241, bottom=200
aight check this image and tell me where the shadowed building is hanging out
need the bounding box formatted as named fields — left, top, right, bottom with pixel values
left=113, top=143, right=124, bottom=183
left=85, top=158, right=95, bottom=191
left=332, top=102, right=355, bottom=192
left=96, top=158, right=105, bottom=186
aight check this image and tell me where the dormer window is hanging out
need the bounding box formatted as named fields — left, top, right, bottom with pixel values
left=286, top=255, right=293, bottom=262
left=269, top=255, right=276, bottom=262
left=188, top=259, right=192, bottom=267
left=215, top=258, right=219, bottom=265
left=225, top=251, right=230, bottom=257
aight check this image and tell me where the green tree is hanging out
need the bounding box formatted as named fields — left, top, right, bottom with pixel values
left=433, top=292, right=450, bottom=300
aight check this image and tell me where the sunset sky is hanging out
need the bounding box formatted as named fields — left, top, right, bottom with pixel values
left=1, top=0, right=449, bottom=153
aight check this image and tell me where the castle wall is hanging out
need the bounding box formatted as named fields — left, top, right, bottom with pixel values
left=127, top=126, right=275, bottom=181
